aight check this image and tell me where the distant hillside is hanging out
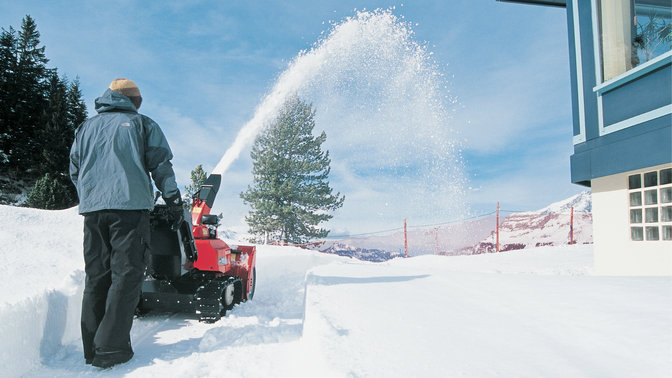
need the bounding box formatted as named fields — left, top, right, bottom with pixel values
left=320, top=243, right=403, bottom=262
left=470, top=191, right=592, bottom=254
left=317, top=191, right=592, bottom=261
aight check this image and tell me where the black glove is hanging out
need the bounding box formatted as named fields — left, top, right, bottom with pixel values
left=164, top=192, right=184, bottom=231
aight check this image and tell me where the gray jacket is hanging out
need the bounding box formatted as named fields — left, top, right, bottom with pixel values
left=69, top=89, right=179, bottom=214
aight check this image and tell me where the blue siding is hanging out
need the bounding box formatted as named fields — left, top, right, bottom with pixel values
left=577, top=1, right=599, bottom=142
left=504, top=0, right=670, bottom=186
left=571, top=115, right=672, bottom=183
left=566, top=0, right=582, bottom=138
left=567, top=0, right=672, bottom=185
left=602, top=65, right=672, bottom=126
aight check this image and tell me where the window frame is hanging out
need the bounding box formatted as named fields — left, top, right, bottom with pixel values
left=594, top=0, right=672, bottom=85
left=628, top=167, right=672, bottom=241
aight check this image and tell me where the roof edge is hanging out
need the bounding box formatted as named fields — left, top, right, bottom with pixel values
left=497, top=0, right=566, bottom=8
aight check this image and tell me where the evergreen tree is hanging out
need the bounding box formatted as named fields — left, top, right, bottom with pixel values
left=184, top=164, right=223, bottom=225
left=0, top=15, right=51, bottom=175
left=39, top=73, right=69, bottom=175
left=241, top=97, right=344, bottom=244
left=66, top=77, right=87, bottom=130
left=0, top=15, right=86, bottom=208
left=184, top=164, right=208, bottom=210
left=13, top=15, right=51, bottom=172
left=38, top=75, right=87, bottom=176
left=24, top=171, right=77, bottom=210
left=0, top=26, right=17, bottom=167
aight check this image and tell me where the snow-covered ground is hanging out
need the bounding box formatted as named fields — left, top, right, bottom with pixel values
left=1, top=204, right=670, bottom=377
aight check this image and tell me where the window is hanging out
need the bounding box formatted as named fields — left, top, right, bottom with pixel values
left=597, top=0, right=671, bottom=81
left=628, top=167, right=672, bottom=241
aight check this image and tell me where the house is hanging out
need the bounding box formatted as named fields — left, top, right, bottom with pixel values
left=499, top=0, right=671, bottom=275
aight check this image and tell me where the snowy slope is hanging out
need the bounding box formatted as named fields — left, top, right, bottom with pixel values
left=320, top=215, right=497, bottom=258
left=1, top=204, right=670, bottom=378
left=319, top=191, right=593, bottom=260
left=473, top=191, right=592, bottom=253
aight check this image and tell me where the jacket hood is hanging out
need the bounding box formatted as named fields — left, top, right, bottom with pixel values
left=95, top=89, right=138, bottom=114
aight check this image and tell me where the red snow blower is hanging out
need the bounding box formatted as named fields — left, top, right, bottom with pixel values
left=138, top=174, right=256, bottom=322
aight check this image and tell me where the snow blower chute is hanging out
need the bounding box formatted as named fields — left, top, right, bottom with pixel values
left=138, top=174, right=256, bottom=322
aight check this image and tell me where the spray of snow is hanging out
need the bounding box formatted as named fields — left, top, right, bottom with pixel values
left=213, top=9, right=467, bottom=226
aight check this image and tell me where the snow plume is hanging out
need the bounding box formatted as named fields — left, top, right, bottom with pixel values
left=213, top=9, right=468, bottom=228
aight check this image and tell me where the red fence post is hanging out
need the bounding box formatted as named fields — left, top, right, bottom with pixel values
left=496, top=202, right=500, bottom=252
left=404, top=219, right=408, bottom=258
left=570, top=206, right=574, bottom=245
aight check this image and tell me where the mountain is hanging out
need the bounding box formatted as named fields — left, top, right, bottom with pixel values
left=470, top=190, right=592, bottom=254
left=318, top=191, right=592, bottom=260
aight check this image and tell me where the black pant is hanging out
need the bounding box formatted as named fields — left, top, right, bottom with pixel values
left=81, top=210, right=149, bottom=361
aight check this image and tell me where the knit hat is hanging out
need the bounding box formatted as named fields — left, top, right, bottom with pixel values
left=109, top=78, right=142, bottom=109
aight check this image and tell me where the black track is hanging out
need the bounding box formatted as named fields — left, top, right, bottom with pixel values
left=196, top=276, right=242, bottom=323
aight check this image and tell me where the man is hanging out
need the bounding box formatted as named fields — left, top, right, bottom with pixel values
left=69, top=78, right=183, bottom=368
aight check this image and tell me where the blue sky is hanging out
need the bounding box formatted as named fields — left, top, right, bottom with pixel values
left=1, top=0, right=584, bottom=236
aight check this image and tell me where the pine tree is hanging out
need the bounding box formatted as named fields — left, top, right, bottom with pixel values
left=38, top=75, right=87, bottom=176
left=184, top=164, right=208, bottom=210
left=184, top=164, right=223, bottom=225
left=24, top=172, right=77, bottom=210
left=0, top=15, right=51, bottom=175
left=13, top=15, right=51, bottom=172
left=0, top=15, right=86, bottom=208
left=66, top=77, right=87, bottom=130
left=241, top=97, right=344, bottom=244
left=39, top=73, right=69, bottom=175
left=0, top=26, right=17, bottom=167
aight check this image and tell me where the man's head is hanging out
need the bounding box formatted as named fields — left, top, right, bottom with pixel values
left=109, top=78, right=142, bottom=109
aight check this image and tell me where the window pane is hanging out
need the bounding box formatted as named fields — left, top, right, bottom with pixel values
left=599, top=0, right=635, bottom=81
left=646, top=226, right=660, bottom=240
left=629, top=174, right=642, bottom=189
left=646, top=207, right=658, bottom=222
left=662, top=206, right=672, bottom=222
left=661, top=168, right=672, bottom=185
left=631, top=209, right=643, bottom=223
left=663, top=226, right=672, bottom=241
left=600, top=0, right=672, bottom=82
left=644, top=171, right=658, bottom=187
left=634, top=1, right=672, bottom=67
left=630, top=192, right=642, bottom=206
left=645, top=189, right=658, bottom=205
left=632, top=227, right=644, bottom=241
left=662, top=187, right=672, bottom=203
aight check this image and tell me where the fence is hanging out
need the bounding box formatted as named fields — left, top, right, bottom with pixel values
left=264, top=203, right=592, bottom=257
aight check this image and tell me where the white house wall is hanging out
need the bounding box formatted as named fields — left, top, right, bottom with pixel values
left=592, top=163, right=672, bottom=276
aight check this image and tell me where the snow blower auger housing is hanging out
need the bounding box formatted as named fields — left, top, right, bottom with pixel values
left=139, top=174, right=256, bottom=323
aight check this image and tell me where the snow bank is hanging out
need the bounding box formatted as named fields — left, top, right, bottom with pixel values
left=0, top=205, right=85, bottom=377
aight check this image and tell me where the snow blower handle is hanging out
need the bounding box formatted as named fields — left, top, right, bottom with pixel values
left=164, top=192, right=184, bottom=231
left=192, top=174, right=221, bottom=226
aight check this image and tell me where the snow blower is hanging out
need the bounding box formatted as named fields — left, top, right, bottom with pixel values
left=138, top=174, right=256, bottom=323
